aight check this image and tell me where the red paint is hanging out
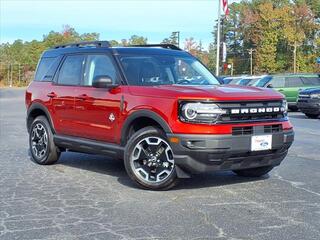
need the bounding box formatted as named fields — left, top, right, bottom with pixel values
left=26, top=82, right=292, bottom=144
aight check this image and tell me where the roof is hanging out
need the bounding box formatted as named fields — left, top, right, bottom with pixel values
left=42, top=43, right=190, bottom=58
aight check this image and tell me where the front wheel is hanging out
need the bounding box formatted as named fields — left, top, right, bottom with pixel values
left=124, top=127, right=177, bottom=190
left=233, top=166, right=274, bottom=177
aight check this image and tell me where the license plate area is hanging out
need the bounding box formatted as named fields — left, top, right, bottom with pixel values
left=251, top=135, right=272, bottom=151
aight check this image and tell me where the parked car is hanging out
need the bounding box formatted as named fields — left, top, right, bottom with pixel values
left=297, top=88, right=320, bottom=118
left=237, top=75, right=266, bottom=86
left=253, top=74, right=320, bottom=111
left=25, top=41, right=294, bottom=190
left=222, top=76, right=246, bottom=84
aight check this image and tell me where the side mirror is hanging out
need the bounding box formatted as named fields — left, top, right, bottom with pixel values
left=266, top=84, right=273, bottom=88
left=92, top=75, right=118, bottom=88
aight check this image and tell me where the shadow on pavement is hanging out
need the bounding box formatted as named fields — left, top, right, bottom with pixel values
left=289, top=113, right=308, bottom=119
left=56, top=152, right=267, bottom=190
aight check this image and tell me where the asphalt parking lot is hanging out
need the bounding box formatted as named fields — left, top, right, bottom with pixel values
left=0, top=88, right=319, bottom=240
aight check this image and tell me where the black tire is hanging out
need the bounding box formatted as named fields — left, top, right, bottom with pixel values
left=29, top=116, right=60, bottom=165
left=124, top=126, right=178, bottom=190
left=233, top=166, right=273, bottom=177
left=305, top=113, right=319, bottom=119
left=288, top=106, right=298, bottom=112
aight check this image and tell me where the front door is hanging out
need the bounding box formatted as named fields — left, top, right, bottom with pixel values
left=72, top=54, right=122, bottom=143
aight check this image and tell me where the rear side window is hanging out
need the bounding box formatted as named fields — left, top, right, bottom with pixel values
left=34, top=57, right=59, bottom=81
left=285, top=77, right=303, bottom=87
left=270, top=77, right=285, bottom=88
left=301, top=76, right=320, bottom=86
left=58, top=55, right=85, bottom=85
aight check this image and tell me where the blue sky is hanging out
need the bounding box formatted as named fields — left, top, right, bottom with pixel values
left=0, top=0, right=238, bottom=49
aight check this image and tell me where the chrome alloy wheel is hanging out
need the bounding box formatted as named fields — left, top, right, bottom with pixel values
left=31, top=123, right=48, bottom=159
left=130, top=137, right=175, bottom=184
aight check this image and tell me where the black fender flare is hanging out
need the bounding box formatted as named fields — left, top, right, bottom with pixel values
left=120, top=110, right=172, bottom=146
left=27, top=102, right=55, bottom=133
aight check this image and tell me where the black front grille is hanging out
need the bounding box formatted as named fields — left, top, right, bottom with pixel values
left=264, top=124, right=282, bottom=133
left=232, top=126, right=253, bottom=135
left=298, top=94, right=310, bottom=99
left=298, top=94, right=310, bottom=103
left=232, top=124, right=283, bottom=136
left=217, top=101, right=286, bottom=123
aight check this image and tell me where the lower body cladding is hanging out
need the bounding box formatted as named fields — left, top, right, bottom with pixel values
left=167, top=128, right=294, bottom=174
left=297, top=100, right=320, bottom=115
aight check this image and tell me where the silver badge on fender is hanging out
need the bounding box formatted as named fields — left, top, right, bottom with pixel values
left=109, top=113, right=115, bottom=122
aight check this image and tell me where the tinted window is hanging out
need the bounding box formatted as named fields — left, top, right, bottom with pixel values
left=301, top=76, right=320, bottom=86
left=35, top=57, right=59, bottom=81
left=83, top=55, right=118, bottom=86
left=254, top=76, right=272, bottom=87
left=285, top=77, right=303, bottom=87
left=270, top=77, right=285, bottom=88
left=238, top=79, right=251, bottom=85
left=58, top=55, right=85, bottom=85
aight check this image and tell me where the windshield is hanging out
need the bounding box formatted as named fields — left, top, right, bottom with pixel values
left=119, top=55, right=220, bottom=86
left=253, top=76, right=272, bottom=87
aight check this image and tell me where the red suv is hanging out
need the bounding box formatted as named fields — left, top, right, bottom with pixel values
left=26, top=41, right=294, bottom=190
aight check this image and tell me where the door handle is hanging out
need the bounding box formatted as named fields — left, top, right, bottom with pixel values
left=76, top=94, right=90, bottom=100
left=47, top=92, right=57, bottom=98
left=278, top=89, right=284, bottom=92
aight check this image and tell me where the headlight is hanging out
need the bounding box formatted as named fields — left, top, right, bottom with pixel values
left=310, top=93, right=320, bottom=99
left=179, top=102, right=226, bottom=124
left=282, top=100, right=288, bottom=113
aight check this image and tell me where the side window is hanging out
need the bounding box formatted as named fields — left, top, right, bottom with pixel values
left=83, top=55, right=118, bottom=86
left=301, top=76, right=320, bottom=86
left=270, top=77, right=285, bottom=88
left=58, top=55, right=85, bottom=85
left=285, top=77, right=303, bottom=88
left=35, top=57, right=59, bottom=81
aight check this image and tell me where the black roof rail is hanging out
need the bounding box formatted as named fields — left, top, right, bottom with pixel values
left=129, top=44, right=182, bottom=51
left=52, top=41, right=111, bottom=49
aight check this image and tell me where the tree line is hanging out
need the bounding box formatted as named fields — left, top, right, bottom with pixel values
left=219, top=0, right=320, bottom=75
left=0, top=0, right=319, bottom=86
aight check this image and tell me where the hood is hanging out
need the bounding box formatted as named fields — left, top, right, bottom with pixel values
left=128, top=84, right=284, bottom=101
left=299, top=87, right=320, bottom=95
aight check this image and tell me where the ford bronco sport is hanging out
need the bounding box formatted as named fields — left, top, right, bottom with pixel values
left=26, top=41, right=294, bottom=190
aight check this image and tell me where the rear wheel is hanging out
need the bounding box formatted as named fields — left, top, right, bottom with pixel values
left=124, top=127, right=177, bottom=190
left=233, top=166, right=273, bottom=177
left=288, top=106, right=298, bottom=112
left=29, top=116, right=60, bottom=165
left=305, top=113, right=319, bottom=119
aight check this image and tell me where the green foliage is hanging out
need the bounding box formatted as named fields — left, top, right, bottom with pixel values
left=0, top=26, right=148, bottom=86
left=161, top=32, right=179, bottom=46
left=215, top=0, right=319, bottom=74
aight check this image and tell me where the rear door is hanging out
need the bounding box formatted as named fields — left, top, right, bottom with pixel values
left=72, top=53, right=122, bottom=143
left=269, top=76, right=286, bottom=97
left=284, top=77, right=304, bottom=103
left=301, top=75, right=320, bottom=89
left=50, top=54, right=85, bottom=136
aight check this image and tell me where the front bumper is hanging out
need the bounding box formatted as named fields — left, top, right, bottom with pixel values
left=297, top=99, right=320, bottom=114
left=168, top=129, right=294, bottom=174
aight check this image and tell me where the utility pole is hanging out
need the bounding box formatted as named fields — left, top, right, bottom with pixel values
left=293, top=41, right=297, bottom=74
left=18, top=63, right=21, bottom=85
left=7, top=63, right=10, bottom=86
left=215, top=0, right=221, bottom=76
left=10, top=64, right=13, bottom=87
left=248, top=48, right=254, bottom=75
